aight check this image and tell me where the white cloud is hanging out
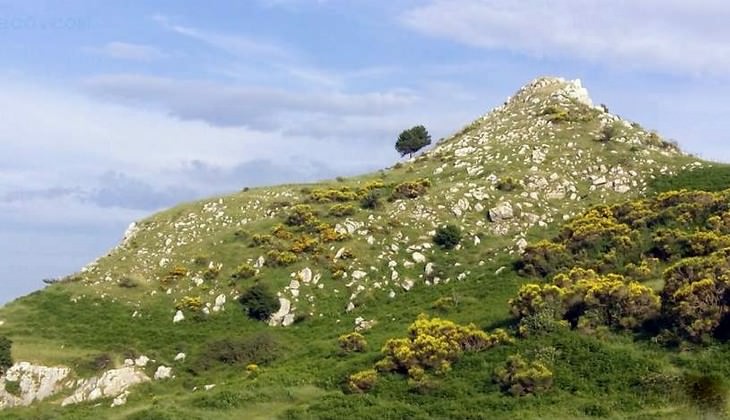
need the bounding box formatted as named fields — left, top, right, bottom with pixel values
left=152, top=15, right=291, bottom=59
left=83, top=73, right=418, bottom=131
left=89, top=41, right=168, bottom=61
left=402, top=0, right=730, bottom=76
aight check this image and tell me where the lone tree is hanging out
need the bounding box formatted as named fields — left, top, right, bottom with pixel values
left=395, top=125, right=431, bottom=158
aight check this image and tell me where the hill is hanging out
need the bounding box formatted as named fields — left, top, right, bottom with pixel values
left=1, top=77, right=728, bottom=419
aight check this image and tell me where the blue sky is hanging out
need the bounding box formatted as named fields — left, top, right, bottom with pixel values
left=1, top=0, right=729, bottom=303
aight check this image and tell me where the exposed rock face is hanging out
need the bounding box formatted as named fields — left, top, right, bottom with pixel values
left=489, top=202, right=514, bottom=222
left=62, top=366, right=150, bottom=406
left=268, top=297, right=294, bottom=327
left=0, top=363, right=71, bottom=408
left=154, top=366, right=172, bottom=380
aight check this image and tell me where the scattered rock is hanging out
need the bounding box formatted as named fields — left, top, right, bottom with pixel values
left=412, top=252, right=426, bottom=264
left=154, top=366, right=172, bottom=380
left=172, top=310, right=185, bottom=323
left=62, top=367, right=150, bottom=406
left=488, top=202, right=514, bottom=222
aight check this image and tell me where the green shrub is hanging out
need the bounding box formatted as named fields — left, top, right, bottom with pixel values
left=0, top=336, right=12, bottom=373
left=516, top=241, right=573, bottom=277
left=309, top=188, right=358, bottom=203
left=232, top=263, right=256, bottom=280
left=493, top=355, right=553, bottom=396
left=265, top=250, right=298, bottom=267
left=496, top=177, right=520, bottom=192
left=239, top=283, right=280, bottom=321
left=338, top=332, right=367, bottom=353
left=4, top=380, right=20, bottom=396
left=285, top=205, right=317, bottom=226
left=177, top=296, right=203, bottom=312
left=346, top=369, right=378, bottom=394
left=360, top=190, right=381, bottom=209
left=390, top=179, right=431, bottom=200
left=433, top=224, right=462, bottom=250
left=683, top=373, right=728, bottom=414
left=510, top=268, right=660, bottom=334
left=375, top=315, right=511, bottom=378
left=197, top=332, right=280, bottom=370
left=118, top=275, right=140, bottom=288
left=598, top=123, right=618, bottom=143
left=250, top=234, right=273, bottom=247
left=329, top=203, right=355, bottom=217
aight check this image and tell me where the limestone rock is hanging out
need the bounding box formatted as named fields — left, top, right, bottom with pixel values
left=268, top=297, right=292, bottom=327
left=488, top=202, right=514, bottom=222
left=154, top=366, right=172, bottom=380
left=173, top=310, right=185, bottom=323
left=412, top=252, right=426, bottom=264
left=62, top=367, right=150, bottom=406
left=0, top=363, right=71, bottom=408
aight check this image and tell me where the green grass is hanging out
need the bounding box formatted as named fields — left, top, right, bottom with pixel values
left=650, top=164, right=730, bottom=194
left=1, top=79, right=728, bottom=419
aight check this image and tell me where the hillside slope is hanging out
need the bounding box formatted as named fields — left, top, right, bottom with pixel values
left=0, top=77, right=725, bottom=419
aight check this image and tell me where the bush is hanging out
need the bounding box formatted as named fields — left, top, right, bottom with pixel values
left=203, top=265, right=221, bottom=281
left=338, top=332, right=367, bottom=353
left=118, top=275, right=140, bottom=288
left=493, top=355, right=553, bottom=396
left=0, top=336, right=12, bottom=373
left=265, top=250, right=298, bottom=267
left=232, top=263, right=256, bottom=280
left=250, top=234, right=273, bottom=247
left=360, top=191, right=381, bottom=209
left=433, top=224, right=462, bottom=250
left=516, top=241, right=573, bottom=277
left=598, top=123, right=618, bottom=143
left=197, top=332, right=280, bottom=370
left=329, top=204, right=355, bottom=217
left=177, top=296, right=203, bottom=312
left=346, top=369, right=378, bottom=394
left=289, top=236, right=320, bottom=254
left=509, top=268, right=660, bottom=333
left=375, top=315, right=511, bottom=378
left=239, top=283, right=280, bottom=321
left=390, top=179, right=431, bottom=200
left=285, top=205, right=317, bottom=226
left=309, top=188, right=358, bottom=203
left=271, top=224, right=293, bottom=240
left=683, top=374, right=728, bottom=414
left=496, top=177, right=520, bottom=192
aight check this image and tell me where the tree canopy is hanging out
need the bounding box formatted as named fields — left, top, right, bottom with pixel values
left=395, top=125, right=431, bottom=158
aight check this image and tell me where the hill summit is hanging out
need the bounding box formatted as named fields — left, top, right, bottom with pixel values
left=0, top=76, right=720, bottom=419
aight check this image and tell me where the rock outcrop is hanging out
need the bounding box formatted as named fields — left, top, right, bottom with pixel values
left=0, top=363, right=71, bottom=408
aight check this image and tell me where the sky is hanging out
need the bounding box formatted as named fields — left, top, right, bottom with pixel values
left=1, top=0, right=729, bottom=304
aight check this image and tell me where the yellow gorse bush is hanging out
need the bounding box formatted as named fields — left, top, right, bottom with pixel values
left=375, top=315, right=511, bottom=378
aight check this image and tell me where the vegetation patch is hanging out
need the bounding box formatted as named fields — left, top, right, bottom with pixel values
left=374, top=315, right=511, bottom=380
left=238, top=283, right=279, bottom=321
left=433, top=224, right=462, bottom=250
left=493, top=354, right=553, bottom=396
left=390, top=178, right=431, bottom=200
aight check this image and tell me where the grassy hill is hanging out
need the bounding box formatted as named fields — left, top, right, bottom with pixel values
left=1, top=77, right=729, bottom=419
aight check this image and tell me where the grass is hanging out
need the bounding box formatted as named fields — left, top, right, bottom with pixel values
left=0, top=79, right=728, bottom=418
left=650, top=164, right=730, bottom=194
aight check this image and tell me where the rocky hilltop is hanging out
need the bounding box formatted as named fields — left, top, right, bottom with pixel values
left=0, top=77, right=719, bottom=419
